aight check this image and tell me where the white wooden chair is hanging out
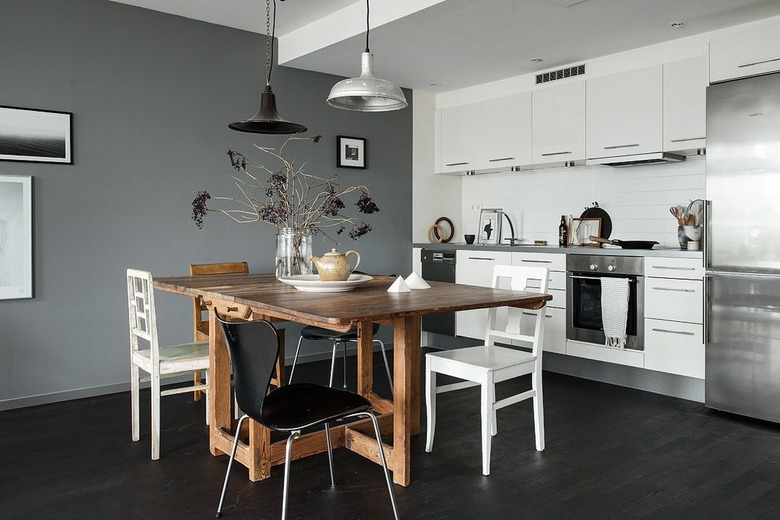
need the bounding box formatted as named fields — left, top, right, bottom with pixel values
left=425, top=264, right=549, bottom=475
left=127, top=268, right=210, bottom=460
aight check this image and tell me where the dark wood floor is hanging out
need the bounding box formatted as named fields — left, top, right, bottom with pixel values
left=4, top=351, right=780, bottom=520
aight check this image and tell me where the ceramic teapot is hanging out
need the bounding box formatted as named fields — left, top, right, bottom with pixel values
left=311, top=248, right=361, bottom=281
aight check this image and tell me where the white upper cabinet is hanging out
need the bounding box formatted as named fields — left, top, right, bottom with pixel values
left=663, top=57, right=707, bottom=152
left=437, top=102, right=481, bottom=174
left=532, top=81, right=586, bottom=165
left=586, top=65, right=663, bottom=159
left=710, top=20, right=780, bottom=83
left=436, top=93, right=532, bottom=174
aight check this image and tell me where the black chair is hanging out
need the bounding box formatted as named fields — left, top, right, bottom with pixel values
left=288, top=322, right=393, bottom=393
left=214, top=310, right=400, bottom=520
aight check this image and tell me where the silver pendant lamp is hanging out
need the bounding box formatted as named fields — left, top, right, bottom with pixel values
left=326, top=0, right=407, bottom=112
left=229, top=0, right=307, bottom=134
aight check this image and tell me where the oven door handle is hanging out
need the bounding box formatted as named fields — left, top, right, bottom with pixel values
left=569, top=275, right=635, bottom=283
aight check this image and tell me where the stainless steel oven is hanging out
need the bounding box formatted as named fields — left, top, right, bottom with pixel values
left=566, top=255, right=645, bottom=351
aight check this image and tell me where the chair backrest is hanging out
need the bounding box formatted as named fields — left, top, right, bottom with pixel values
left=485, top=265, right=549, bottom=354
left=189, top=262, right=249, bottom=338
left=215, top=310, right=280, bottom=423
left=127, top=268, right=160, bottom=362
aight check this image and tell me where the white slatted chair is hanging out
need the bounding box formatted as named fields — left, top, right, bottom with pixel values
left=425, top=264, right=549, bottom=475
left=127, top=268, right=210, bottom=460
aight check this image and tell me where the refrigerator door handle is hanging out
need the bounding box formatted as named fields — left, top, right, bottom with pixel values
left=704, top=274, right=711, bottom=345
left=704, top=200, right=712, bottom=270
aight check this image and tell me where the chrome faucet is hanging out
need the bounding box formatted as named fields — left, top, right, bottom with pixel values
left=498, top=210, right=520, bottom=246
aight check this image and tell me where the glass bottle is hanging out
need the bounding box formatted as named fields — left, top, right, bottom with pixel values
left=558, top=215, right=568, bottom=247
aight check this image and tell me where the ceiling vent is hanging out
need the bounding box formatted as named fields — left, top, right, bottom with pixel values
left=536, top=64, right=586, bottom=84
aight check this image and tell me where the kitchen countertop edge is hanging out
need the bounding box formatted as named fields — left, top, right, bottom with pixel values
left=413, top=243, right=703, bottom=258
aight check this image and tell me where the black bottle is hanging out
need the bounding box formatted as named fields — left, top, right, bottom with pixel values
left=558, top=215, right=568, bottom=247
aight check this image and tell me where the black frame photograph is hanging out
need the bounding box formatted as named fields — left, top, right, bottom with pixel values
left=336, top=135, right=366, bottom=169
left=0, top=175, right=33, bottom=300
left=0, top=106, right=73, bottom=164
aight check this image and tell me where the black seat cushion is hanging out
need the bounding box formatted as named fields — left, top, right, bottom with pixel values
left=300, top=323, right=380, bottom=342
left=262, top=383, right=373, bottom=431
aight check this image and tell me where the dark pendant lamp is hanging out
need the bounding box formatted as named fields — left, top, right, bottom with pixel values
left=327, top=0, right=407, bottom=112
left=229, top=0, right=307, bottom=134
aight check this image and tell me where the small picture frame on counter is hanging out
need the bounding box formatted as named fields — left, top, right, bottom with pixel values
left=571, top=217, right=601, bottom=246
left=478, top=208, right=502, bottom=245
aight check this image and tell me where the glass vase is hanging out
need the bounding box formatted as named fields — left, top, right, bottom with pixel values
left=275, top=228, right=312, bottom=279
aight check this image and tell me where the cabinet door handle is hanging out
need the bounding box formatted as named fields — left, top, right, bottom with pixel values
left=445, top=161, right=469, bottom=166
left=541, top=151, right=572, bottom=157
left=467, top=257, right=496, bottom=261
left=651, top=287, right=696, bottom=293
left=651, top=328, right=695, bottom=336
left=519, top=259, right=552, bottom=264
left=488, top=157, right=515, bottom=162
left=671, top=137, right=706, bottom=143
left=738, top=56, right=780, bottom=68
left=652, top=265, right=696, bottom=271
left=603, top=143, right=639, bottom=150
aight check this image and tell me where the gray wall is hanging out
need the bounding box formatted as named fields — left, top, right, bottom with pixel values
left=0, top=0, right=413, bottom=409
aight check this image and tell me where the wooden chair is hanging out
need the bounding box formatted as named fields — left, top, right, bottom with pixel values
left=127, top=268, right=210, bottom=460
left=424, top=264, right=549, bottom=475
left=189, top=261, right=249, bottom=401
left=213, top=312, right=399, bottom=520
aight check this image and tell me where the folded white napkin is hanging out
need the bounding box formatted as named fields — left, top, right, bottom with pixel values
left=387, top=276, right=411, bottom=293
left=405, top=272, right=431, bottom=289
left=601, top=277, right=630, bottom=349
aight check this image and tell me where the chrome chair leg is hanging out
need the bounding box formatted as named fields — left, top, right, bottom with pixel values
left=288, top=335, right=306, bottom=383
left=282, top=430, right=301, bottom=520
left=342, top=341, right=348, bottom=388
left=215, top=414, right=249, bottom=518
left=324, top=422, right=336, bottom=486
left=345, top=411, right=400, bottom=520
left=376, top=339, right=394, bottom=396
left=329, top=341, right=338, bottom=387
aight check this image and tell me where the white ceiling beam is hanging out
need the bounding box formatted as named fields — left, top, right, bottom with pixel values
left=277, top=0, right=447, bottom=65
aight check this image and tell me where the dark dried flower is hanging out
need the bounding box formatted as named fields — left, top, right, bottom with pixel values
left=312, top=135, right=322, bottom=143
left=349, top=222, right=372, bottom=240
left=227, top=150, right=246, bottom=171
left=191, top=190, right=211, bottom=229
left=336, top=225, right=345, bottom=235
left=356, top=191, right=379, bottom=214
left=323, top=194, right=345, bottom=216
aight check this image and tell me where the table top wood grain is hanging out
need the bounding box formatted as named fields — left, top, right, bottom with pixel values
left=154, top=273, right=552, bottom=331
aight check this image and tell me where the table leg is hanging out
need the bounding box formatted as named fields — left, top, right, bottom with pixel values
left=391, top=315, right=420, bottom=486
left=357, top=321, right=374, bottom=396
left=208, top=305, right=232, bottom=456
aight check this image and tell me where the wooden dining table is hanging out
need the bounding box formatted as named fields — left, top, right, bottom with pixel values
left=153, top=272, right=551, bottom=486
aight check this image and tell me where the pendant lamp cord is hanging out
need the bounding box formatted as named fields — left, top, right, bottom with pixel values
left=265, top=0, right=277, bottom=87
left=365, top=0, right=370, bottom=52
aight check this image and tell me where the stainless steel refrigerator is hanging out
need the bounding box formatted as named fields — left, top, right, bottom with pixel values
left=705, top=71, right=780, bottom=422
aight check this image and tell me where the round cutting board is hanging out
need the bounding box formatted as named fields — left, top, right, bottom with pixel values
left=580, top=206, right=612, bottom=239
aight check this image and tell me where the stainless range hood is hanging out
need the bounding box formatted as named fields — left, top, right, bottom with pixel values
left=586, top=151, right=685, bottom=167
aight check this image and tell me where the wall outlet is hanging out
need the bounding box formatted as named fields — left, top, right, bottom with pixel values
left=470, top=203, right=482, bottom=212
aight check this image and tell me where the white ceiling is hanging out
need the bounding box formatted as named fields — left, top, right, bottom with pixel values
left=109, top=0, right=780, bottom=91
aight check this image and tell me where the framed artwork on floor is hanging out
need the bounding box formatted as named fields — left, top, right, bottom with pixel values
left=0, top=106, right=73, bottom=164
left=336, top=135, right=366, bottom=169
left=0, top=175, right=33, bottom=299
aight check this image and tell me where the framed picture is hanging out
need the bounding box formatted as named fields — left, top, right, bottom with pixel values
left=478, top=208, right=502, bottom=245
left=572, top=217, right=602, bottom=246
left=0, top=106, right=73, bottom=164
left=336, top=135, right=366, bottom=169
left=0, top=175, right=33, bottom=299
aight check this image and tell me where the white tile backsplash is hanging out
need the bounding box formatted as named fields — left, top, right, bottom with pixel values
left=461, top=156, right=705, bottom=247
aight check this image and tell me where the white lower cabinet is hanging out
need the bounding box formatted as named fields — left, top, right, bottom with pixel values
left=644, top=257, right=704, bottom=379
left=512, top=252, right=566, bottom=354
left=645, top=319, right=704, bottom=379
left=455, top=250, right=512, bottom=339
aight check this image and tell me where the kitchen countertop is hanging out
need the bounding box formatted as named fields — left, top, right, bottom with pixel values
left=413, top=242, right=703, bottom=258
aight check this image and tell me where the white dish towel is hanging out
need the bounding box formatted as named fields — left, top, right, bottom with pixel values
left=601, top=277, right=630, bottom=349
